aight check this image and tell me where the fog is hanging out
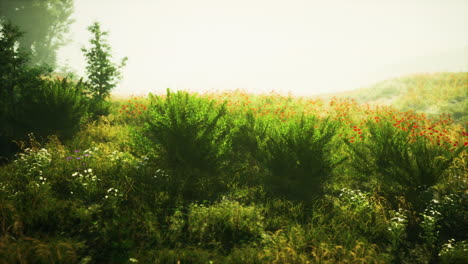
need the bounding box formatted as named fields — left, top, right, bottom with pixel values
left=57, top=0, right=468, bottom=96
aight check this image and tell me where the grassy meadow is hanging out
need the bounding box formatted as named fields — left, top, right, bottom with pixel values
left=0, top=73, right=467, bottom=263
left=323, top=72, right=467, bottom=125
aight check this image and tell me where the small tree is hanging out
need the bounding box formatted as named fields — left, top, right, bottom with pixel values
left=82, top=22, right=127, bottom=101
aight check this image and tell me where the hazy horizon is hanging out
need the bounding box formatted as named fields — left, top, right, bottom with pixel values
left=57, top=0, right=468, bottom=96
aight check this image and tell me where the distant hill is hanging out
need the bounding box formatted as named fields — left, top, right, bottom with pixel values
left=319, top=72, right=468, bottom=125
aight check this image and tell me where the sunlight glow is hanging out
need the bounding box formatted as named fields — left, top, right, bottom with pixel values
left=58, top=0, right=468, bottom=96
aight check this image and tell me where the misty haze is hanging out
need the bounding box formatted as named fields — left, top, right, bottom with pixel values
left=0, top=0, right=467, bottom=263
left=57, top=0, right=468, bottom=96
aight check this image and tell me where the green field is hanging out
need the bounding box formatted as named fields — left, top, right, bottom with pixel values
left=0, top=73, right=467, bottom=264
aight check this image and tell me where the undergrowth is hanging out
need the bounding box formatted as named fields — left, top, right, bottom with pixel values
left=0, top=88, right=466, bottom=263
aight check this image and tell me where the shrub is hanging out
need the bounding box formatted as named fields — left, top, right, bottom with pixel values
left=143, top=89, right=230, bottom=200
left=87, top=98, right=112, bottom=119
left=260, top=116, right=340, bottom=201
left=227, top=111, right=270, bottom=186
left=344, top=119, right=464, bottom=211
left=436, top=153, right=468, bottom=241
left=10, top=78, right=89, bottom=141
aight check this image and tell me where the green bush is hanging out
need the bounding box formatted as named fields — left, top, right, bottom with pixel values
left=87, top=98, right=111, bottom=119
left=143, top=89, right=230, bottom=200
left=10, top=78, right=89, bottom=141
left=260, top=116, right=339, bottom=201
left=344, top=119, right=463, bottom=211
left=227, top=111, right=269, bottom=186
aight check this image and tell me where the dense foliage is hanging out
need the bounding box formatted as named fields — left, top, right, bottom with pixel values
left=0, top=19, right=124, bottom=163
left=0, top=21, right=52, bottom=160
left=0, top=85, right=466, bottom=263
left=11, top=78, right=89, bottom=140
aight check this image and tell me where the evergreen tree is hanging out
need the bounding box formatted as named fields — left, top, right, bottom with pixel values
left=0, top=21, right=46, bottom=115
left=0, top=20, right=51, bottom=160
left=81, top=22, right=127, bottom=101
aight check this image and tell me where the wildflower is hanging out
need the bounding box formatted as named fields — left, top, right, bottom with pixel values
left=66, top=157, right=73, bottom=160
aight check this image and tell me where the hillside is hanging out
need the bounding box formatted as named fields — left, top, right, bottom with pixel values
left=319, top=72, right=468, bottom=125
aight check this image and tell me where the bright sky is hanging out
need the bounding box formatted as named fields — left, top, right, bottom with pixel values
left=58, top=0, right=468, bottom=96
